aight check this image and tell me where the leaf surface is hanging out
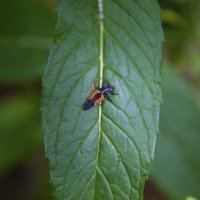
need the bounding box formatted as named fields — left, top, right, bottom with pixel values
left=42, top=0, right=163, bottom=199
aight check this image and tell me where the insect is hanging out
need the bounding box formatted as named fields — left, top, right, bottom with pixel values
left=83, top=82, right=118, bottom=110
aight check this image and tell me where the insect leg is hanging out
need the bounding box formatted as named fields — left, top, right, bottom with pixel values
left=90, top=80, right=98, bottom=92
left=93, top=80, right=98, bottom=88
left=113, top=92, right=119, bottom=95
left=106, top=96, right=112, bottom=102
left=105, top=80, right=108, bottom=86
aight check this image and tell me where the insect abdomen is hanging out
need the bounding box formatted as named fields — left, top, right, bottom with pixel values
left=83, top=89, right=104, bottom=110
left=83, top=99, right=95, bottom=110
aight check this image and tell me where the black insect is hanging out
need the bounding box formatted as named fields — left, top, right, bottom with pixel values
left=83, top=83, right=118, bottom=110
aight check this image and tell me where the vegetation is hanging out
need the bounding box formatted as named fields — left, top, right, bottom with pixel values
left=0, top=0, right=199, bottom=199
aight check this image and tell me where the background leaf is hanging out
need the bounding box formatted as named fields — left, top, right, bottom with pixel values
left=0, top=0, right=54, bottom=84
left=0, top=93, right=42, bottom=172
left=151, top=66, right=200, bottom=200
left=42, top=0, right=163, bottom=199
left=0, top=0, right=55, bottom=199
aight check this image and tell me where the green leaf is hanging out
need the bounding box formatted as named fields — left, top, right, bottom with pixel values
left=151, top=67, right=200, bottom=200
left=0, top=0, right=55, bottom=84
left=42, top=1, right=163, bottom=199
left=0, top=94, right=42, bottom=172
left=186, top=197, right=198, bottom=200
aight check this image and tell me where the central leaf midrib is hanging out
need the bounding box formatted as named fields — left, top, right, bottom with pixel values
left=93, top=0, right=104, bottom=198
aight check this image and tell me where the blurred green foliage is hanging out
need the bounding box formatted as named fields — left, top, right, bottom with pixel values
left=186, top=197, right=198, bottom=200
left=159, top=0, right=200, bottom=89
left=0, top=0, right=200, bottom=199
left=151, top=66, right=200, bottom=200
left=0, top=0, right=54, bottom=84
left=0, top=93, right=42, bottom=172
left=0, top=0, right=54, bottom=199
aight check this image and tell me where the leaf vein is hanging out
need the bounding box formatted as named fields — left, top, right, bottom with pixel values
left=63, top=122, right=98, bottom=181
left=105, top=15, right=154, bottom=66
left=105, top=28, right=155, bottom=96
left=102, top=131, right=133, bottom=198
left=98, top=168, right=114, bottom=200
left=106, top=67, right=152, bottom=155
left=110, top=0, right=155, bottom=49
left=102, top=113, right=142, bottom=166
